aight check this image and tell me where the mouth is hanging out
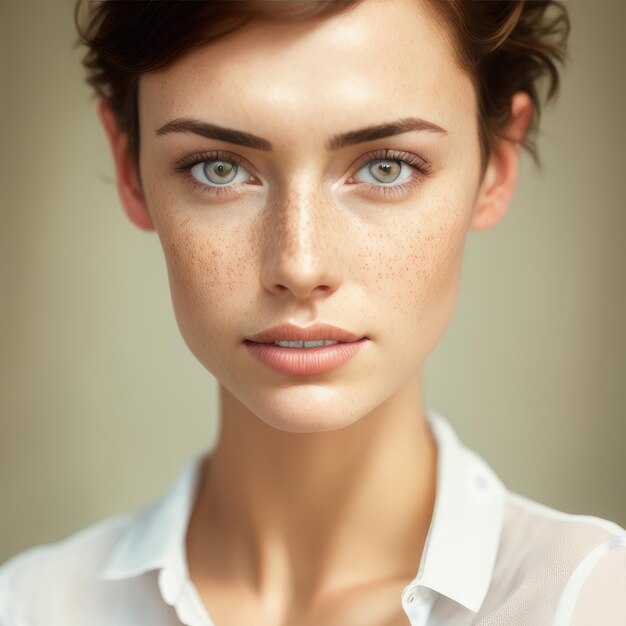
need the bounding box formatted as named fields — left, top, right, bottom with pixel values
left=243, top=323, right=369, bottom=376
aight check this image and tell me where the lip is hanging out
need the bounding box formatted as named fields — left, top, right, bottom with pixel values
left=244, top=323, right=369, bottom=376
left=246, top=323, right=366, bottom=344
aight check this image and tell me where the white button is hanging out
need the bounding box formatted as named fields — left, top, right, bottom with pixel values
left=403, top=586, right=435, bottom=626
left=403, top=585, right=430, bottom=605
left=474, top=472, right=490, bottom=490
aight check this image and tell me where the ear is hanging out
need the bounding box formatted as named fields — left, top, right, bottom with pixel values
left=98, top=98, right=154, bottom=231
left=469, top=91, right=533, bottom=231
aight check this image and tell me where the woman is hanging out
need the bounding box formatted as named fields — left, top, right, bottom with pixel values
left=1, top=1, right=624, bottom=625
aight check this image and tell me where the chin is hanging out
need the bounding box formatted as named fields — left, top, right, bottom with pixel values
left=230, top=382, right=375, bottom=434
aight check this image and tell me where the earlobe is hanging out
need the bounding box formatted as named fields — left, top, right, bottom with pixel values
left=470, top=91, right=533, bottom=231
left=97, top=98, right=154, bottom=231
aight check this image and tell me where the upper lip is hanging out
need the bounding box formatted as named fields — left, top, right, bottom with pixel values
left=246, top=323, right=365, bottom=344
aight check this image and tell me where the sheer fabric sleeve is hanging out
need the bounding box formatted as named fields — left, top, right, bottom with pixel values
left=552, top=535, right=626, bottom=626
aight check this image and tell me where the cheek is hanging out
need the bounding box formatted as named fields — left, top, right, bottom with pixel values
left=362, top=194, right=470, bottom=353
left=363, top=204, right=466, bottom=312
left=157, top=215, right=254, bottom=361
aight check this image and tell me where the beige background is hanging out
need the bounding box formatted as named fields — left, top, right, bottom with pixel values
left=1, top=0, right=625, bottom=563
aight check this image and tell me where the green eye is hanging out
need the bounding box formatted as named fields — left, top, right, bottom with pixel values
left=354, top=158, right=414, bottom=186
left=367, top=160, right=402, bottom=183
left=190, top=159, right=252, bottom=187
left=203, top=161, right=237, bottom=184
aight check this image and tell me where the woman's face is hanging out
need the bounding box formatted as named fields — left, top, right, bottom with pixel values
left=135, top=0, right=485, bottom=432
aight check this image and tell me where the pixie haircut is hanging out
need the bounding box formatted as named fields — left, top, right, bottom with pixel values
left=75, top=0, right=569, bottom=171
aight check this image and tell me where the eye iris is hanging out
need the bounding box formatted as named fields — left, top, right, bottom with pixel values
left=368, top=160, right=401, bottom=183
left=204, top=160, right=237, bottom=184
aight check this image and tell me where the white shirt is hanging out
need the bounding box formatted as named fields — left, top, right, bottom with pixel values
left=1, top=409, right=625, bottom=625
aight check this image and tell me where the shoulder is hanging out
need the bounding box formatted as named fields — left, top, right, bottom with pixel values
left=494, top=490, right=625, bottom=623
left=0, top=511, right=136, bottom=623
left=556, top=532, right=626, bottom=625
left=502, top=489, right=625, bottom=553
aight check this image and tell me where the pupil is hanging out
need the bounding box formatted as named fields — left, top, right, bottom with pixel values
left=212, top=162, right=231, bottom=177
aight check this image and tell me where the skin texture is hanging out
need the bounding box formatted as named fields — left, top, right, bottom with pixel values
left=99, top=0, right=532, bottom=623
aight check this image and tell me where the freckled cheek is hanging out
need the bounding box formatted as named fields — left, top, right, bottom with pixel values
left=158, top=223, right=253, bottom=340
left=367, top=209, right=468, bottom=332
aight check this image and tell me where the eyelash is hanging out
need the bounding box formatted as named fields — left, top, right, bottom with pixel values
left=174, top=150, right=255, bottom=199
left=347, top=149, right=432, bottom=199
left=173, top=148, right=432, bottom=200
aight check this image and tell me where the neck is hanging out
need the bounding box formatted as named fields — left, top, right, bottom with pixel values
left=187, top=376, right=437, bottom=611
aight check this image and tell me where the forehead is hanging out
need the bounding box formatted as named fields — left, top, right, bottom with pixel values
left=139, top=0, right=476, bottom=144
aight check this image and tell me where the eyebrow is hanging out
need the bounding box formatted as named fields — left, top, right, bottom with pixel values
left=327, top=117, right=447, bottom=150
left=155, top=116, right=447, bottom=151
left=156, top=118, right=272, bottom=150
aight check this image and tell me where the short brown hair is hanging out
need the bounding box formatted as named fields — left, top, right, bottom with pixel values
left=75, top=0, right=569, bottom=170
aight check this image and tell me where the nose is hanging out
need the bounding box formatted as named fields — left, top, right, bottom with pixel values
left=259, top=184, right=343, bottom=301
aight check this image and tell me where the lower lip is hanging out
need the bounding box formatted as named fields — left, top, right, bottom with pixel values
left=244, top=338, right=369, bottom=376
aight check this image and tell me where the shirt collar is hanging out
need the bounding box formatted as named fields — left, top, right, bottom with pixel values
left=99, top=452, right=205, bottom=581
left=416, top=408, right=507, bottom=613
left=99, top=409, right=506, bottom=615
